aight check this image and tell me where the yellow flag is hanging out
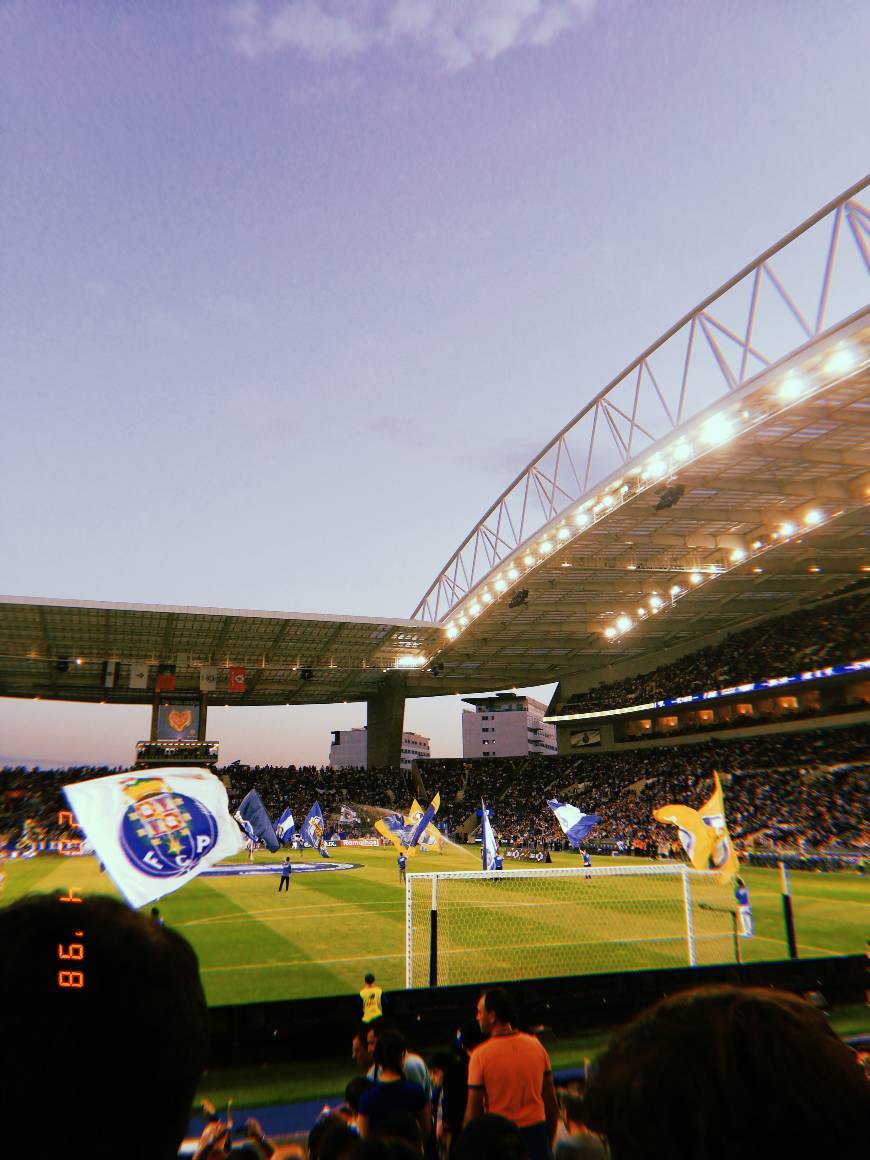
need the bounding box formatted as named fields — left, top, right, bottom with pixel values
left=654, top=772, right=739, bottom=883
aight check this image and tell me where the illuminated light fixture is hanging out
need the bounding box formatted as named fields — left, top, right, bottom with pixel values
left=809, top=565, right=821, bottom=573
left=825, top=344, right=856, bottom=375
left=494, top=578, right=506, bottom=592
left=753, top=566, right=764, bottom=573
left=621, top=483, right=629, bottom=493
left=730, top=548, right=746, bottom=563
left=650, top=594, right=663, bottom=610
left=507, top=567, right=519, bottom=580
left=604, top=626, right=617, bottom=639
left=689, top=572, right=702, bottom=585
left=574, top=510, right=590, bottom=528
left=670, top=584, right=682, bottom=596
left=780, top=521, right=796, bottom=537
left=860, top=564, right=870, bottom=573
left=601, top=494, right=615, bottom=509
left=638, top=607, right=647, bottom=617
left=805, top=509, right=823, bottom=526
left=482, top=591, right=493, bottom=604
left=539, top=540, right=553, bottom=555
left=777, top=371, right=808, bottom=402
left=446, top=625, right=459, bottom=639
left=76, top=658, right=83, bottom=665
left=523, top=555, right=534, bottom=566
left=396, top=654, right=426, bottom=668
left=672, top=440, right=693, bottom=463
left=699, top=412, right=736, bottom=447
left=458, top=615, right=468, bottom=626
left=470, top=601, right=481, bottom=614
left=643, top=456, right=666, bottom=480
left=626, top=563, right=637, bottom=571
left=752, top=539, right=763, bottom=550
left=557, top=526, right=570, bottom=541
left=616, top=615, right=633, bottom=632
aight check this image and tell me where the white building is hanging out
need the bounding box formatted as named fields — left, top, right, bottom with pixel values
left=461, top=693, right=557, bottom=759
left=330, top=726, right=430, bottom=771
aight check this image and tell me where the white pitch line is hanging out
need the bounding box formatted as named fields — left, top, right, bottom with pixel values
left=200, top=950, right=404, bottom=973
left=751, top=933, right=845, bottom=957
left=182, top=901, right=403, bottom=927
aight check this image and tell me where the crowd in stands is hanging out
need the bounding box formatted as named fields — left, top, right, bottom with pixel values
left=558, top=588, right=869, bottom=715
left=421, top=724, right=870, bottom=856
left=3, top=724, right=868, bottom=862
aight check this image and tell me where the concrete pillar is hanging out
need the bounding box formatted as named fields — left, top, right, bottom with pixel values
left=366, top=673, right=406, bottom=769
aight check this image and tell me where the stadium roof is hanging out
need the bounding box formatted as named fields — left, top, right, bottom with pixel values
left=1, top=182, right=867, bottom=710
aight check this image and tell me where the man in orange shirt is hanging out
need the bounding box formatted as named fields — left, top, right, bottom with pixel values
left=464, top=987, right=559, bottom=1160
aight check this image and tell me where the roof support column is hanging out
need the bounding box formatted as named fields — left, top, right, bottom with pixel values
left=366, top=673, right=406, bottom=769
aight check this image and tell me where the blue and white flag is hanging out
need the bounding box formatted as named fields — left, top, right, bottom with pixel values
left=547, top=800, right=601, bottom=848
left=481, top=799, right=498, bottom=871
left=339, top=804, right=360, bottom=826
left=236, top=789, right=281, bottom=853
left=62, top=767, right=245, bottom=909
left=301, top=801, right=330, bottom=857
left=275, top=807, right=295, bottom=844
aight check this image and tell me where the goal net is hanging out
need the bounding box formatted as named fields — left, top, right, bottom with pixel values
left=405, top=863, right=735, bottom=989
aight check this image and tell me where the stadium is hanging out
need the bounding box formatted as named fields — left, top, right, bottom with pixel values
left=3, top=9, right=870, bottom=1155
left=2, top=175, right=868, bottom=1155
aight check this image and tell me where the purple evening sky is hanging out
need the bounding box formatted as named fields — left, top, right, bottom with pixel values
left=1, top=0, right=868, bottom=767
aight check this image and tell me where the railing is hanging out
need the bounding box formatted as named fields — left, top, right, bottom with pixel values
left=412, top=177, right=870, bottom=623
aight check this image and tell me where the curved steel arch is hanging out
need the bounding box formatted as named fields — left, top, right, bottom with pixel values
left=412, top=176, right=870, bottom=624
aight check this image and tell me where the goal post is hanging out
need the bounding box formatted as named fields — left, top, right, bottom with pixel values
left=405, top=863, right=734, bottom=989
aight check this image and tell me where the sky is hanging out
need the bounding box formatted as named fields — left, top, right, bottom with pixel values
left=2, top=0, right=868, bottom=767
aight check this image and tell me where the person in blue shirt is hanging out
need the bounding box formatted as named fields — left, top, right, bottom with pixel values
left=398, top=851, right=407, bottom=883
left=734, top=876, right=753, bottom=936
left=358, top=1030, right=430, bottom=1144
left=582, top=850, right=592, bottom=880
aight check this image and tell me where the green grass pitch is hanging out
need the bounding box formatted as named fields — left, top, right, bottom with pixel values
left=3, top=844, right=868, bottom=1006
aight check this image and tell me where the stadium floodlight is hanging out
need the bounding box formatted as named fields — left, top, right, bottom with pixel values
left=777, top=371, right=808, bottom=402
left=825, top=344, right=856, bottom=375
left=689, top=572, right=702, bottom=585
left=650, top=594, right=663, bottom=610
left=699, top=412, right=736, bottom=447
left=604, top=626, right=617, bottom=639
left=458, top=615, right=468, bottom=626
left=574, top=510, right=590, bottom=528
left=396, top=655, right=426, bottom=668
left=805, top=509, right=823, bottom=526
left=523, top=554, right=534, bottom=566
left=470, top=601, right=481, bottom=614
left=670, top=584, right=682, bottom=597
left=494, top=578, right=506, bottom=592
left=616, top=615, right=632, bottom=632
left=446, top=625, right=459, bottom=639
left=557, top=526, right=570, bottom=540
left=780, top=521, right=796, bottom=537
left=730, top=548, right=746, bottom=562
left=482, top=591, right=493, bottom=604
left=507, top=567, right=519, bottom=580
left=601, top=493, right=615, bottom=509
left=539, top=540, right=553, bottom=555
left=671, top=440, right=693, bottom=463
left=642, top=456, right=667, bottom=481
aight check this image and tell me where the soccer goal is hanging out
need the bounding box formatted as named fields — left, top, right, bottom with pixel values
left=405, top=863, right=736, bottom=989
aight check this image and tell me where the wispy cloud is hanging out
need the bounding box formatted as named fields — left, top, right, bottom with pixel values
left=225, top=0, right=597, bottom=69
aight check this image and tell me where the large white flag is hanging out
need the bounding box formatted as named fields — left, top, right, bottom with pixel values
left=481, top=800, right=498, bottom=870
left=63, top=767, right=245, bottom=908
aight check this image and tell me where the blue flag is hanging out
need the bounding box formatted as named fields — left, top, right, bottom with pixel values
left=481, top=799, right=498, bottom=871
left=236, top=789, right=280, bottom=853
left=547, top=800, right=601, bottom=848
left=275, top=807, right=295, bottom=845
left=404, top=793, right=440, bottom=851
left=301, top=801, right=330, bottom=857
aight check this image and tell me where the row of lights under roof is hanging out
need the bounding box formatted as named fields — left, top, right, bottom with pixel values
left=603, top=507, right=832, bottom=641
left=443, top=340, right=861, bottom=642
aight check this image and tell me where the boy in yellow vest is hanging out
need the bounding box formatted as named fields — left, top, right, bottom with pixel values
left=359, top=973, right=383, bottom=1023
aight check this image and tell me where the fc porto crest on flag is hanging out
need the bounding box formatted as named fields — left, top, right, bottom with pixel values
left=63, top=767, right=245, bottom=908
left=119, top=776, right=219, bottom=877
